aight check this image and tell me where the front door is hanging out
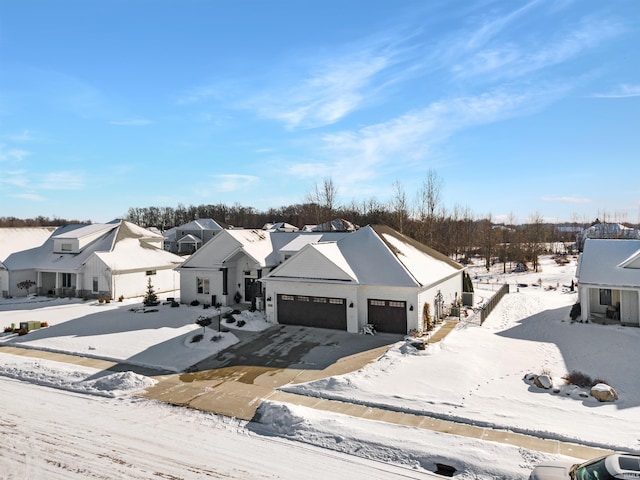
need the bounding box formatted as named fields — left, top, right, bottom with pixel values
left=244, top=278, right=259, bottom=303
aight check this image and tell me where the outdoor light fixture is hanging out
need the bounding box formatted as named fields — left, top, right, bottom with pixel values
left=349, top=302, right=354, bottom=308
left=409, top=304, right=414, bottom=311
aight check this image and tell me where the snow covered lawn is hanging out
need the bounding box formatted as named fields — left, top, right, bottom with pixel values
left=1, top=255, right=639, bottom=478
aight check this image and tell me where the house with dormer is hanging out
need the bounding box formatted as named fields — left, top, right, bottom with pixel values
left=3, top=220, right=183, bottom=299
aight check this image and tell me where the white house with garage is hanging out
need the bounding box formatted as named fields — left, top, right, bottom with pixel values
left=178, top=224, right=464, bottom=335
left=261, top=225, right=464, bottom=334
left=576, top=238, right=640, bottom=326
left=3, top=220, right=183, bottom=299
left=177, top=227, right=350, bottom=307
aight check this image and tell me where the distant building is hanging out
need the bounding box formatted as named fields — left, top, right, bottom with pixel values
left=577, top=220, right=639, bottom=251
left=164, top=218, right=224, bottom=255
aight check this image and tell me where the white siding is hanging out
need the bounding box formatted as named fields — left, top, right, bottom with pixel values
left=621, top=289, right=640, bottom=326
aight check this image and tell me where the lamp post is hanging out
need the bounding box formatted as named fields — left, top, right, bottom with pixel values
left=217, top=306, right=222, bottom=333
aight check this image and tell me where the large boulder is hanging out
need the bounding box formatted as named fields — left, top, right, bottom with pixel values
left=591, top=383, right=618, bottom=402
left=534, top=374, right=553, bottom=389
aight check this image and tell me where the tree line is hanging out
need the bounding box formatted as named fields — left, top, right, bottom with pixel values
left=5, top=172, right=634, bottom=273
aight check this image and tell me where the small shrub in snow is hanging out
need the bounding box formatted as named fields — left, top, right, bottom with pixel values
left=562, top=370, right=592, bottom=388
left=190, top=300, right=200, bottom=307
left=569, top=302, right=581, bottom=322
left=191, top=334, right=203, bottom=343
left=171, top=300, right=180, bottom=307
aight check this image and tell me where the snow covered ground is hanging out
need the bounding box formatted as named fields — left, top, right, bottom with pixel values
left=1, top=254, right=638, bottom=479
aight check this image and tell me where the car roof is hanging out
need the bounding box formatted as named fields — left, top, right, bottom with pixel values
left=605, top=454, right=640, bottom=478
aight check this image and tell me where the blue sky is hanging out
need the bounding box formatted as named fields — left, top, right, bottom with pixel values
left=1, top=0, right=639, bottom=225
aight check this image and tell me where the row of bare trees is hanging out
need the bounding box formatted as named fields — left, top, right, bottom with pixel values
left=122, top=172, right=601, bottom=271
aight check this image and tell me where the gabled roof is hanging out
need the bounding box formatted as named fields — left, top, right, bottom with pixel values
left=577, top=239, right=640, bottom=288
left=178, top=218, right=223, bottom=232
left=4, top=220, right=179, bottom=273
left=263, top=225, right=462, bottom=287
left=0, top=227, right=57, bottom=262
left=178, top=228, right=351, bottom=270
left=177, top=234, right=202, bottom=245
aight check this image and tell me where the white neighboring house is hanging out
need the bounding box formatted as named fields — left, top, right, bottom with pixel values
left=261, top=225, right=464, bottom=334
left=577, top=220, right=640, bottom=250
left=576, top=238, right=640, bottom=326
left=177, top=228, right=350, bottom=308
left=0, top=227, right=57, bottom=297
left=3, top=220, right=183, bottom=299
left=164, top=218, right=224, bottom=255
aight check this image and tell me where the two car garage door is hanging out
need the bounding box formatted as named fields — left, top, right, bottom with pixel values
left=276, top=294, right=407, bottom=333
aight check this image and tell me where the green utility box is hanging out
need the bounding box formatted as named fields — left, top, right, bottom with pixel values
left=19, top=321, right=41, bottom=332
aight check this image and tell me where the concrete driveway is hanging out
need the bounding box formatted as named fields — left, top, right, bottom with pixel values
left=143, top=325, right=403, bottom=420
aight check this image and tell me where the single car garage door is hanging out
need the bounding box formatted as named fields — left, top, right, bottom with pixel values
left=277, top=294, right=347, bottom=330
left=367, top=299, right=407, bottom=334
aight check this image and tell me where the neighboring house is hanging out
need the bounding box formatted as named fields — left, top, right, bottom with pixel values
left=164, top=218, right=224, bottom=255
left=177, top=228, right=353, bottom=308
left=0, top=227, right=57, bottom=297
left=576, top=239, right=640, bottom=326
left=178, top=224, right=464, bottom=335
left=3, top=220, right=183, bottom=299
left=261, top=225, right=464, bottom=334
left=302, top=218, right=358, bottom=232
left=577, top=220, right=640, bottom=251
left=263, top=222, right=299, bottom=232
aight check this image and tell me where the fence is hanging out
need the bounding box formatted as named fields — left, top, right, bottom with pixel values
left=480, top=283, right=510, bottom=325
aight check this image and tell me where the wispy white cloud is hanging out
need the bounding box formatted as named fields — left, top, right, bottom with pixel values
left=211, top=174, right=259, bottom=192
left=11, top=192, right=45, bottom=202
left=287, top=86, right=562, bottom=190
left=0, top=144, right=30, bottom=162
left=540, top=196, right=591, bottom=204
left=38, top=171, right=85, bottom=190
left=109, top=119, right=153, bottom=126
left=6, top=130, right=34, bottom=143
left=452, top=13, right=624, bottom=81
left=592, top=83, right=640, bottom=98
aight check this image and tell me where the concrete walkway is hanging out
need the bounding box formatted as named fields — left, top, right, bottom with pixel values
left=0, top=320, right=612, bottom=461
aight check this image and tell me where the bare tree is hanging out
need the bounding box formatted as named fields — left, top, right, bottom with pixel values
left=416, top=169, right=443, bottom=245
left=391, top=180, right=409, bottom=233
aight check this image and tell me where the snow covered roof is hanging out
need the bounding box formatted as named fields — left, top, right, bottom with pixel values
left=178, top=229, right=351, bottom=270
left=263, top=222, right=299, bottom=232
left=4, top=220, right=180, bottom=273
left=177, top=218, right=223, bottom=232
left=0, top=227, right=57, bottom=262
left=177, top=234, right=202, bottom=245
left=577, top=239, right=640, bottom=288
left=303, top=219, right=358, bottom=232
left=263, top=225, right=463, bottom=287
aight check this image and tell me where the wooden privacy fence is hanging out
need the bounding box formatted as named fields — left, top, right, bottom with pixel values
left=480, top=283, right=510, bottom=325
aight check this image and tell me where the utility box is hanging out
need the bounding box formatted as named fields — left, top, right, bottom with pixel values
left=19, top=321, right=41, bottom=332
left=462, top=292, right=474, bottom=307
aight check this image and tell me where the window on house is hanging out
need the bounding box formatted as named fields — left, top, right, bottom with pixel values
left=599, top=289, right=612, bottom=306
left=92, top=277, right=99, bottom=293
left=197, top=277, right=210, bottom=295
left=146, top=270, right=156, bottom=276
left=61, top=243, right=72, bottom=252
left=62, top=273, right=72, bottom=288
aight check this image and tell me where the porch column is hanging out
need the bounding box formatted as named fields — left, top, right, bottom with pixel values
left=37, top=271, right=42, bottom=289
left=579, top=285, right=589, bottom=322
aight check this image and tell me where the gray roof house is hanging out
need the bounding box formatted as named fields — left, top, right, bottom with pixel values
left=178, top=224, right=464, bottom=335
left=576, top=238, right=640, bottom=326
left=164, top=218, right=224, bottom=255
left=4, top=220, right=183, bottom=299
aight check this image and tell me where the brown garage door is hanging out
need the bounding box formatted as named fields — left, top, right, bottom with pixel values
left=277, top=294, right=347, bottom=330
left=367, top=299, right=407, bottom=334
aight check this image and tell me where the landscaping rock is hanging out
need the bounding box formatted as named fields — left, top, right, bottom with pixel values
left=591, top=383, right=618, bottom=402
left=534, top=374, right=553, bottom=389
